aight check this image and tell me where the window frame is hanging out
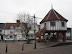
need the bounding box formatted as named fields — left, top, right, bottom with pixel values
left=61, top=22, right=65, bottom=27
left=10, top=31, right=13, bottom=34
left=50, top=21, right=55, bottom=27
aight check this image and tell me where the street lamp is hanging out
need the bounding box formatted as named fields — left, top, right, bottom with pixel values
left=34, top=14, right=36, bottom=49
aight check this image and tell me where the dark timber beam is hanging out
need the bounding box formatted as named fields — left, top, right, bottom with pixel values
left=62, top=32, right=66, bottom=42
left=57, top=32, right=59, bottom=40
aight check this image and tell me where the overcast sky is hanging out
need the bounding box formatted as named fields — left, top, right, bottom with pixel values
left=0, top=0, right=72, bottom=27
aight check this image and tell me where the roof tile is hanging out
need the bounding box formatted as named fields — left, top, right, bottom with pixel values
left=40, top=9, right=68, bottom=24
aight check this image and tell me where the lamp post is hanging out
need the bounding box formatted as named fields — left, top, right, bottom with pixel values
left=34, top=14, right=36, bottom=49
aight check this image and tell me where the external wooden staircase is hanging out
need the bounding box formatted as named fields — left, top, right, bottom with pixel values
left=36, top=26, right=46, bottom=41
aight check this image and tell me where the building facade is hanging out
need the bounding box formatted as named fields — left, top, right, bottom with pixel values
left=0, top=23, right=5, bottom=40
left=4, top=20, right=39, bottom=40
left=4, top=20, right=20, bottom=40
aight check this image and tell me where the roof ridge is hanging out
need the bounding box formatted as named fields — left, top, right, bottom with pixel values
left=46, top=9, right=52, bottom=21
left=53, top=9, right=60, bottom=20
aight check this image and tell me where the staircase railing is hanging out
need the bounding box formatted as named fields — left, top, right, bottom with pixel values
left=36, top=26, right=46, bottom=37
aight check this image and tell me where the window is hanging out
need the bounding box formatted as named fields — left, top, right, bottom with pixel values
left=22, top=35, right=24, bottom=37
left=10, top=26, right=14, bottom=29
left=61, top=22, right=65, bottom=27
left=50, top=21, right=55, bottom=26
left=44, top=23, right=46, bottom=27
left=10, top=31, right=13, bottom=34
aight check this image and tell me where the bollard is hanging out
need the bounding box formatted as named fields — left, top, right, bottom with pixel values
left=35, top=41, right=36, bottom=49
left=6, top=44, right=8, bottom=53
left=22, top=43, right=24, bottom=51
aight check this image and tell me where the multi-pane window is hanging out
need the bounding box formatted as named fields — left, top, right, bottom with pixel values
left=61, top=22, right=65, bottom=27
left=50, top=21, right=55, bottom=26
left=10, top=31, right=13, bottom=34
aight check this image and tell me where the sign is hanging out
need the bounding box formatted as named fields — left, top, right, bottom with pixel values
left=9, top=34, right=14, bottom=36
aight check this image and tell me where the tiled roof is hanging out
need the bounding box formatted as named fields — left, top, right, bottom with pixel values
left=6, top=23, right=20, bottom=29
left=40, top=9, right=68, bottom=24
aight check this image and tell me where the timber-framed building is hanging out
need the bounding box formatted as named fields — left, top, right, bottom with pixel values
left=36, top=8, right=68, bottom=42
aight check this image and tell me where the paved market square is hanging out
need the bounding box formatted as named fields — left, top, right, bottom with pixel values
left=0, top=40, right=72, bottom=54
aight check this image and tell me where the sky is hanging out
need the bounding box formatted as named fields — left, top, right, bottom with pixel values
left=0, top=0, right=72, bottom=27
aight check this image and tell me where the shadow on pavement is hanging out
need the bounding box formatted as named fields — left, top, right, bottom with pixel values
left=51, top=42, right=72, bottom=47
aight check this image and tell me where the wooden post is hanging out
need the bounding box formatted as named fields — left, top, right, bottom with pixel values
left=57, top=32, right=59, bottom=40
left=62, top=32, right=66, bottom=42
left=48, top=32, right=50, bottom=39
left=53, top=32, right=54, bottom=37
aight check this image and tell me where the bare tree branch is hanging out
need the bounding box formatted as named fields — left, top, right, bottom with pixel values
left=17, top=12, right=33, bottom=43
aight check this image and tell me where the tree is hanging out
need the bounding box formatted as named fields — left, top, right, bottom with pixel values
left=17, top=13, right=33, bottom=43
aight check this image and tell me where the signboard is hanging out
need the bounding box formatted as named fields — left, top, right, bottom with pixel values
left=9, top=34, right=14, bottom=36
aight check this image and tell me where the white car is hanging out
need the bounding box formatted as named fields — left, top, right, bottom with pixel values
left=5, top=38, right=13, bottom=41
left=19, top=38, right=27, bottom=41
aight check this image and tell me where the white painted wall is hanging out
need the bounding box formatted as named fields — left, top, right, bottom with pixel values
left=1, top=30, right=4, bottom=34
left=40, top=23, right=44, bottom=29
left=0, top=30, right=5, bottom=35
left=5, top=29, right=15, bottom=35
left=40, top=20, right=67, bottom=30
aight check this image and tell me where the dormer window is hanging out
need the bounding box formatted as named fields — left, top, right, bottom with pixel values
left=50, top=21, right=55, bottom=26
left=61, top=22, right=65, bottom=27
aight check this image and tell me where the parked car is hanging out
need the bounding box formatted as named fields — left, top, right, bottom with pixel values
left=18, top=38, right=27, bottom=41
left=5, top=38, right=13, bottom=41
